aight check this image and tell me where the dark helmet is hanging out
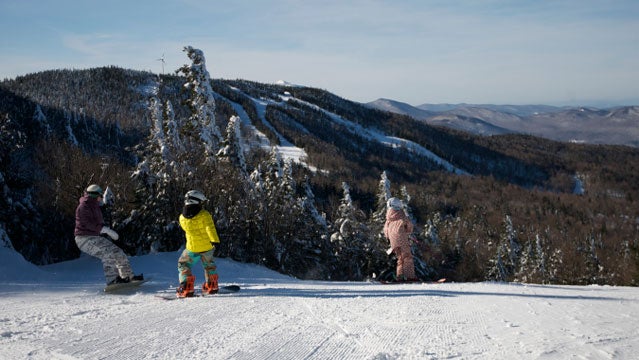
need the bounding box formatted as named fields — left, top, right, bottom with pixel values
left=86, top=184, right=104, bottom=198
left=184, top=190, right=207, bottom=205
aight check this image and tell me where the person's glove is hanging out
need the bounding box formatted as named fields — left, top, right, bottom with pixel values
left=100, top=226, right=119, bottom=241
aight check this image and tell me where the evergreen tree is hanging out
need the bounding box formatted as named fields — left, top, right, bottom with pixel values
left=33, top=105, right=51, bottom=138
left=260, top=148, right=287, bottom=268
left=400, top=186, right=436, bottom=281
left=487, top=215, right=521, bottom=282
left=371, top=170, right=392, bottom=223
left=287, top=176, right=331, bottom=279
left=217, top=115, right=248, bottom=178
left=178, top=46, right=223, bottom=163
left=504, top=215, right=521, bottom=269
left=368, top=171, right=395, bottom=279
left=121, top=96, right=183, bottom=253
left=0, top=223, right=11, bottom=249
left=514, top=230, right=554, bottom=284
left=486, top=244, right=509, bottom=282
left=240, top=164, right=267, bottom=263
left=584, top=232, right=603, bottom=284
left=400, top=185, right=416, bottom=224
left=212, top=116, right=257, bottom=261
left=423, top=213, right=442, bottom=248
left=331, top=182, right=370, bottom=280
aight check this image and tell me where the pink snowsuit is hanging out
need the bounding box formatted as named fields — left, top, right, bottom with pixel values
left=384, top=208, right=416, bottom=280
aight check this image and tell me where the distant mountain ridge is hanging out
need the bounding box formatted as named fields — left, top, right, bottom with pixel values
left=367, top=99, right=639, bottom=147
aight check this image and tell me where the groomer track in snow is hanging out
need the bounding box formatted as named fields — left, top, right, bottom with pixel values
left=1, top=248, right=639, bottom=359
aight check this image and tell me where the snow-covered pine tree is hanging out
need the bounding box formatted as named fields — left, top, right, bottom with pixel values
left=271, top=158, right=300, bottom=272
left=33, top=105, right=51, bottom=138
left=514, top=228, right=555, bottom=284
left=288, top=177, right=331, bottom=279
left=0, top=223, right=12, bottom=249
left=123, top=96, right=183, bottom=253
left=536, top=227, right=562, bottom=284
left=259, top=148, right=286, bottom=269
left=178, top=46, right=222, bottom=164
left=486, top=244, right=509, bottom=282
left=584, top=232, right=604, bottom=284
left=0, top=114, right=41, bottom=258
left=63, top=110, right=79, bottom=146
left=157, top=99, right=185, bottom=175
left=504, top=215, right=521, bottom=270
left=487, top=215, right=521, bottom=282
left=213, top=115, right=260, bottom=260
left=400, top=185, right=415, bottom=224
left=423, top=213, right=442, bottom=248
left=330, top=182, right=370, bottom=280
left=371, top=170, right=392, bottom=224
left=237, top=164, right=267, bottom=263
left=217, top=115, right=248, bottom=178
left=250, top=150, right=328, bottom=278
left=399, top=186, right=435, bottom=281
left=301, top=177, right=327, bottom=230
left=534, top=233, right=549, bottom=282
left=368, top=171, right=395, bottom=279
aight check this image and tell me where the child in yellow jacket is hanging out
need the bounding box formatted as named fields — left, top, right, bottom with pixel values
left=176, top=190, right=220, bottom=297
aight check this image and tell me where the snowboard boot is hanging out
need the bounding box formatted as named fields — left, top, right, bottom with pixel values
left=108, top=276, right=130, bottom=285
left=130, top=274, right=144, bottom=282
left=176, top=275, right=195, bottom=298
left=202, top=274, right=219, bottom=295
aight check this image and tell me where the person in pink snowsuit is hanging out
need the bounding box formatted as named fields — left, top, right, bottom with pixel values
left=383, top=197, right=416, bottom=281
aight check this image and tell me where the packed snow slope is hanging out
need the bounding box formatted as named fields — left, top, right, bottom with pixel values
left=1, top=248, right=639, bottom=359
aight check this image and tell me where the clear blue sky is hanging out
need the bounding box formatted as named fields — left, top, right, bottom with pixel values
left=1, top=0, right=638, bottom=107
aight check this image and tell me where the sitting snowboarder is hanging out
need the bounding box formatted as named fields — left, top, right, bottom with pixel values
left=176, top=190, right=221, bottom=297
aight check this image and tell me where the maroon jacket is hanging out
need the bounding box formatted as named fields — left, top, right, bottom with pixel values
left=74, top=195, right=104, bottom=236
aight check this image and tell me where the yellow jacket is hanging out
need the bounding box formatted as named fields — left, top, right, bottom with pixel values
left=179, top=209, right=220, bottom=253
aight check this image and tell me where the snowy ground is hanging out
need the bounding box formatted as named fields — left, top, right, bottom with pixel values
left=1, top=248, right=639, bottom=359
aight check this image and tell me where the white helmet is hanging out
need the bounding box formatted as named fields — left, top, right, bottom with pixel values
left=184, top=190, right=207, bottom=205
left=387, top=197, right=403, bottom=210
left=86, top=184, right=104, bottom=198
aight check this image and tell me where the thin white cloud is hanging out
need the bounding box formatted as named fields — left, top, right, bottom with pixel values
left=1, top=0, right=637, bottom=106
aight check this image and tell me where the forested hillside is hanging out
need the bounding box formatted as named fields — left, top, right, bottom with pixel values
left=1, top=47, right=638, bottom=285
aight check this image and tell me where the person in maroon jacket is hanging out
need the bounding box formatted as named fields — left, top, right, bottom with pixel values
left=74, top=184, right=142, bottom=285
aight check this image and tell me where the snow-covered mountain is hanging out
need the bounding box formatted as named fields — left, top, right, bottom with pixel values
left=427, top=113, right=514, bottom=136
left=366, top=98, right=437, bottom=120
left=2, top=246, right=639, bottom=359
left=367, top=99, right=639, bottom=147
left=2, top=58, right=639, bottom=287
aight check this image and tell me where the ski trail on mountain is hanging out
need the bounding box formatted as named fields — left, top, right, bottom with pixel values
left=285, top=96, right=468, bottom=175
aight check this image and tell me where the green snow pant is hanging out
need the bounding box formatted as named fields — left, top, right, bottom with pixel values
left=177, top=248, right=217, bottom=284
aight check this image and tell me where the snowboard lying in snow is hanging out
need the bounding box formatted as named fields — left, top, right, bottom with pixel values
left=375, top=278, right=447, bottom=285
left=155, top=285, right=241, bottom=300
left=104, top=278, right=150, bottom=293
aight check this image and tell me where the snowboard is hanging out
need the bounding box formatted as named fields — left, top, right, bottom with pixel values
left=376, top=278, right=447, bottom=285
left=155, top=285, right=241, bottom=300
left=104, top=278, right=150, bottom=293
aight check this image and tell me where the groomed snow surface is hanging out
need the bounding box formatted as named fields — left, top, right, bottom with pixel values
left=1, top=247, right=638, bottom=359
